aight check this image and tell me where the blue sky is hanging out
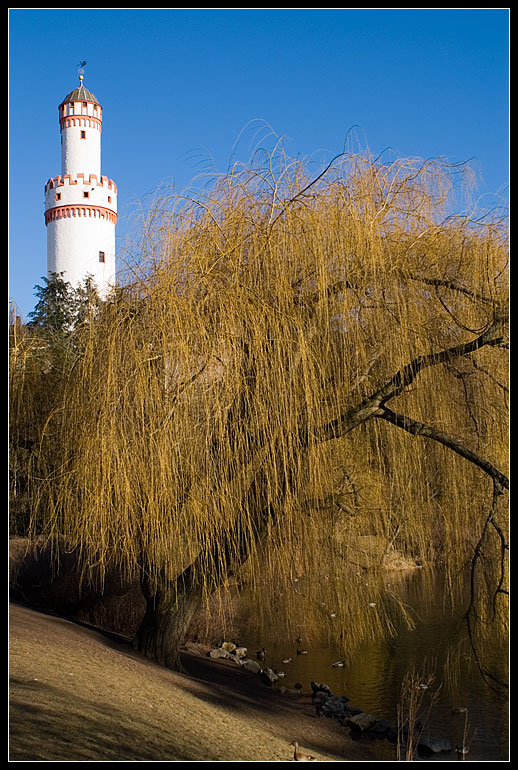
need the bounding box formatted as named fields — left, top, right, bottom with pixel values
left=9, top=8, right=509, bottom=320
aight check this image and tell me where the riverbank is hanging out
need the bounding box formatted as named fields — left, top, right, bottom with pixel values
left=9, top=602, right=378, bottom=762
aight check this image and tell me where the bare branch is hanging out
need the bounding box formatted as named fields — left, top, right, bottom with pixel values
left=376, top=406, right=508, bottom=490
left=315, top=314, right=507, bottom=444
left=376, top=316, right=507, bottom=405
left=409, top=274, right=500, bottom=306
left=464, top=479, right=509, bottom=696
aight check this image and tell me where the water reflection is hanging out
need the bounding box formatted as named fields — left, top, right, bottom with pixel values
left=245, top=567, right=509, bottom=761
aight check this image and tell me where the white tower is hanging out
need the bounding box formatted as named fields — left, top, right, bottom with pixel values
left=44, top=71, right=117, bottom=297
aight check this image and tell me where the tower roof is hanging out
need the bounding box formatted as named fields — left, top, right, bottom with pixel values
left=60, top=83, right=100, bottom=108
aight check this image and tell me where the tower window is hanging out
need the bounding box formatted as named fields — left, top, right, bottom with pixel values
left=99, top=251, right=105, bottom=263
left=80, top=130, right=86, bottom=139
left=56, top=193, right=61, bottom=201
left=83, top=191, right=89, bottom=198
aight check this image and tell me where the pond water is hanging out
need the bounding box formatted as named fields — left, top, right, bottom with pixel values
left=244, top=567, right=509, bottom=761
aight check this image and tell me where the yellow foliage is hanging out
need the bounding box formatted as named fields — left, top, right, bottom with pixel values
left=10, top=149, right=508, bottom=652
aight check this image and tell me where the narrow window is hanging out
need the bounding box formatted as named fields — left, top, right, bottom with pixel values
left=99, top=251, right=105, bottom=263
left=56, top=193, right=61, bottom=201
left=80, top=130, right=86, bottom=139
left=83, top=191, right=89, bottom=199
left=107, top=196, right=111, bottom=203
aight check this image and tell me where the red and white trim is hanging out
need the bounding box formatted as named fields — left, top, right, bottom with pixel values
left=45, top=205, right=117, bottom=225
left=60, top=115, right=102, bottom=132
left=45, top=174, right=117, bottom=194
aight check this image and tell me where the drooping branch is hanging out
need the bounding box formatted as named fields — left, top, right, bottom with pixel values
left=409, top=273, right=501, bottom=306
left=463, top=479, right=509, bottom=696
left=375, top=316, right=507, bottom=405
left=376, top=406, right=508, bottom=490
left=313, top=396, right=385, bottom=442
left=315, top=313, right=507, bottom=444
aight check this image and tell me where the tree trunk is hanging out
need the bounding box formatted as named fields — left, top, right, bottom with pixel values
left=131, top=567, right=204, bottom=672
left=131, top=479, right=274, bottom=671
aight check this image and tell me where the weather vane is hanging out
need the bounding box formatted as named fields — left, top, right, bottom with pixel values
left=77, top=61, right=87, bottom=85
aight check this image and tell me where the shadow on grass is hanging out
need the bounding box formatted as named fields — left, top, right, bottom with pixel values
left=10, top=675, right=213, bottom=762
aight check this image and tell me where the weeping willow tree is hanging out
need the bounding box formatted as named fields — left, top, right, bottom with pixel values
left=11, top=148, right=508, bottom=676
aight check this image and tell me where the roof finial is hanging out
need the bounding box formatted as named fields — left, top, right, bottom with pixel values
left=77, top=60, right=87, bottom=86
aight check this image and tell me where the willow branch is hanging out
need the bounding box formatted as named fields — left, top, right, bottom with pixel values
left=267, top=152, right=347, bottom=232
left=376, top=317, right=507, bottom=403
left=316, top=314, right=507, bottom=444
left=376, top=406, right=508, bottom=490
left=464, top=479, right=509, bottom=695
left=409, top=274, right=500, bottom=306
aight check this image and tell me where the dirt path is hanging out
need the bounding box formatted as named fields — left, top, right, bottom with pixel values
left=9, top=602, right=377, bottom=762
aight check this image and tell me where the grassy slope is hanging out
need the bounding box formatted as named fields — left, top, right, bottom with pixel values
left=9, top=602, right=376, bottom=762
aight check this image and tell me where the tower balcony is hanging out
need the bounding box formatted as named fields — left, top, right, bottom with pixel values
left=44, top=173, right=117, bottom=219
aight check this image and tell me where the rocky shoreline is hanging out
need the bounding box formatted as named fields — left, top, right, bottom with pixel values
left=205, top=640, right=454, bottom=760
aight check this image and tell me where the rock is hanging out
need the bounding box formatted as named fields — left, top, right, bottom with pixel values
left=346, top=712, right=378, bottom=731
left=220, top=641, right=237, bottom=653
left=208, top=647, right=231, bottom=659
left=367, top=719, right=394, bottom=738
left=278, top=686, right=304, bottom=697
left=311, top=681, right=333, bottom=697
left=343, top=705, right=363, bottom=717
left=417, top=736, right=452, bottom=755
left=260, top=667, right=279, bottom=686
left=240, top=659, right=262, bottom=674
left=317, top=695, right=351, bottom=718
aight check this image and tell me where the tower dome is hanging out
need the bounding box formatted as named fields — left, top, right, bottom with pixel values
left=44, top=72, right=117, bottom=298
left=60, top=83, right=100, bottom=107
